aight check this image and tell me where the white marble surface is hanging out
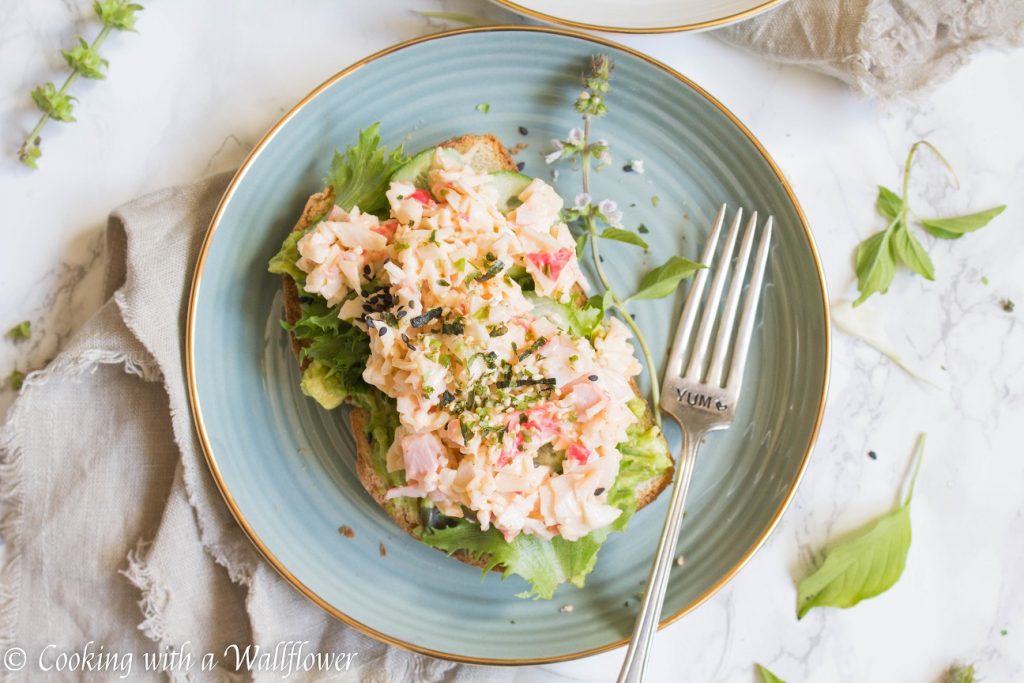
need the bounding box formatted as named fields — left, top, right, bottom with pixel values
left=2, top=1, right=1022, bottom=681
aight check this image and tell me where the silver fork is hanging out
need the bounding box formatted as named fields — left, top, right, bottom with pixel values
left=617, top=205, right=773, bottom=683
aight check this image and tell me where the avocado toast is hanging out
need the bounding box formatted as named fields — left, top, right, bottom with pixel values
left=269, top=125, right=673, bottom=598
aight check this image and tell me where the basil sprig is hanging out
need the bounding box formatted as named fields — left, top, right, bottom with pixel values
left=853, top=141, right=1005, bottom=306
left=17, top=1, right=143, bottom=168
left=797, top=434, right=926, bottom=618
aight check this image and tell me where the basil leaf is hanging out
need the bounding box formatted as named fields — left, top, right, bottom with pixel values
left=853, top=230, right=896, bottom=307
left=890, top=224, right=934, bottom=280
left=797, top=434, right=926, bottom=618
left=875, top=185, right=902, bottom=219
left=628, top=256, right=704, bottom=301
left=587, top=291, right=613, bottom=315
left=599, top=227, right=648, bottom=251
left=575, top=232, right=588, bottom=259
left=757, top=664, right=786, bottom=683
left=920, top=206, right=1005, bottom=240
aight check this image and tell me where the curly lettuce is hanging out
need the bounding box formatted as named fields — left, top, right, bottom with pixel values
left=325, top=122, right=406, bottom=216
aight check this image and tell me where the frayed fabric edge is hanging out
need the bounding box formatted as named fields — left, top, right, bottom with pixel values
left=122, top=542, right=247, bottom=683
left=113, top=289, right=259, bottom=590
left=0, top=350, right=160, bottom=680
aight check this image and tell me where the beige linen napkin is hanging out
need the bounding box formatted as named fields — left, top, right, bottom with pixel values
left=0, top=174, right=513, bottom=683
left=717, top=0, right=1024, bottom=97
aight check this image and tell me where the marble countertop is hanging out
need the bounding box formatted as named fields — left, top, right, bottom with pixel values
left=2, top=1, right=1022, bottom=681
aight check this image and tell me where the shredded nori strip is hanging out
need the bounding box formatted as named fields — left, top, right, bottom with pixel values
left=441, top=321, right=465, bottom=335
left=476, top=260, right=505, bottom=282
left=409, top=307, right=443, bottom=327
left=518, top=336, right=547, bottom=362
left=440, top=390, right=456, bottom=407
left=488, top=323, right=508, bottom=337
left=515, top=377, right=557, bottom=387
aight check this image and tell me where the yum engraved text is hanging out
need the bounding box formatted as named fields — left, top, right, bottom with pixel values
left=674, top=387, right=729, bottom=412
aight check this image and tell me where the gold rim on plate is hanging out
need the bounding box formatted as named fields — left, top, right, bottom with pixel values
left=493, top=0, right=789, bottom=33
left=186, top=25, right=830, bottom=666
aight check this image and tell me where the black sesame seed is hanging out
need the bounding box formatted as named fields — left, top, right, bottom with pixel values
left=406, top=341, right=417, bottom=351
left=518, top=126, right=528, bottom=135
left=595, top=487, right=605, bottom=495
left=599, top=255, right=604, bottom=262
left=588, top=374, right=598, bottom=381
left=867, top=450, right=878, bottom=460
left=378, top=326, right=388, bottom=336
left=623, top=164, right=633, bottom=172
left=363, top=265, right=371, bottom=276
left=397, top=310, right=408, bottom=319
left=516, top=161, right=525, bottom=171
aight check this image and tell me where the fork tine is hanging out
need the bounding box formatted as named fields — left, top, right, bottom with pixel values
left=684, top=209, right=746, bottom=380
left=665, top=204, right=727, bottom=376
left=706, top=211, right=759, bottom=387
left=725, top=216, right=773, bottom=394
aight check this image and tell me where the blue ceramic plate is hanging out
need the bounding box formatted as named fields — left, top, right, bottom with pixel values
left=187, top=27, right=828, bottom=664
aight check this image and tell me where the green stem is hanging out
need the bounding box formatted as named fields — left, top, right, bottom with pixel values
left=18, top=23, right=112, bottom=164
left=581, top=118, right=592, bottom=194
left=579, top=118, right=662, bottom=427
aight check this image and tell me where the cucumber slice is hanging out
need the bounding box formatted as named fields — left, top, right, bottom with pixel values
left=389, top=150, right=533, bottom=215
left=389, top=147, right=462, bottom=189
left=490, top=170, right=533, bottom=214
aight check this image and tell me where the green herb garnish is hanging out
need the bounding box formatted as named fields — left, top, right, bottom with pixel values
left=6, top=370, right=26, bottom=391
left=853, top=141, right=1005, bottom=306
left=599, top=227, right=648, bottom=251
left=545, top=55, right=703, bottom=426
left=945, top=664, right=976, bottom=683
left=6, top=321, right=31, bottom=340
left=756, top=665, right=786, bottom=683
left=17, top=1, right=143, bottom=168
left=475, top=103, right=490, bottom=114
left=797, top=434, right=926, bottom=618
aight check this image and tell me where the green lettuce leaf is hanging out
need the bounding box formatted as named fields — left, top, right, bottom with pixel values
left=526, top=293, right=605, bottom=340
left=326, top=122, right=406, bottom=215
left=268, top=227, right=309, bottom=285
left=423, top=397, right=671, bottom=599
left=422, top=519, right=608, bottom=600
left=285, top=298, right=406, bottom=492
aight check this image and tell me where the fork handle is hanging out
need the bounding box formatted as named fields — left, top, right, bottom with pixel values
left=616, top=430, right=701, bottom=683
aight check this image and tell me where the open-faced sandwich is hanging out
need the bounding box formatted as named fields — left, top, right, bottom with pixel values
left=268, top=125, right=673, bottom=599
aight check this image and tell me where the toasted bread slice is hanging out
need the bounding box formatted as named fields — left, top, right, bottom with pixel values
left=280, top=134, right=673, bottom=571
